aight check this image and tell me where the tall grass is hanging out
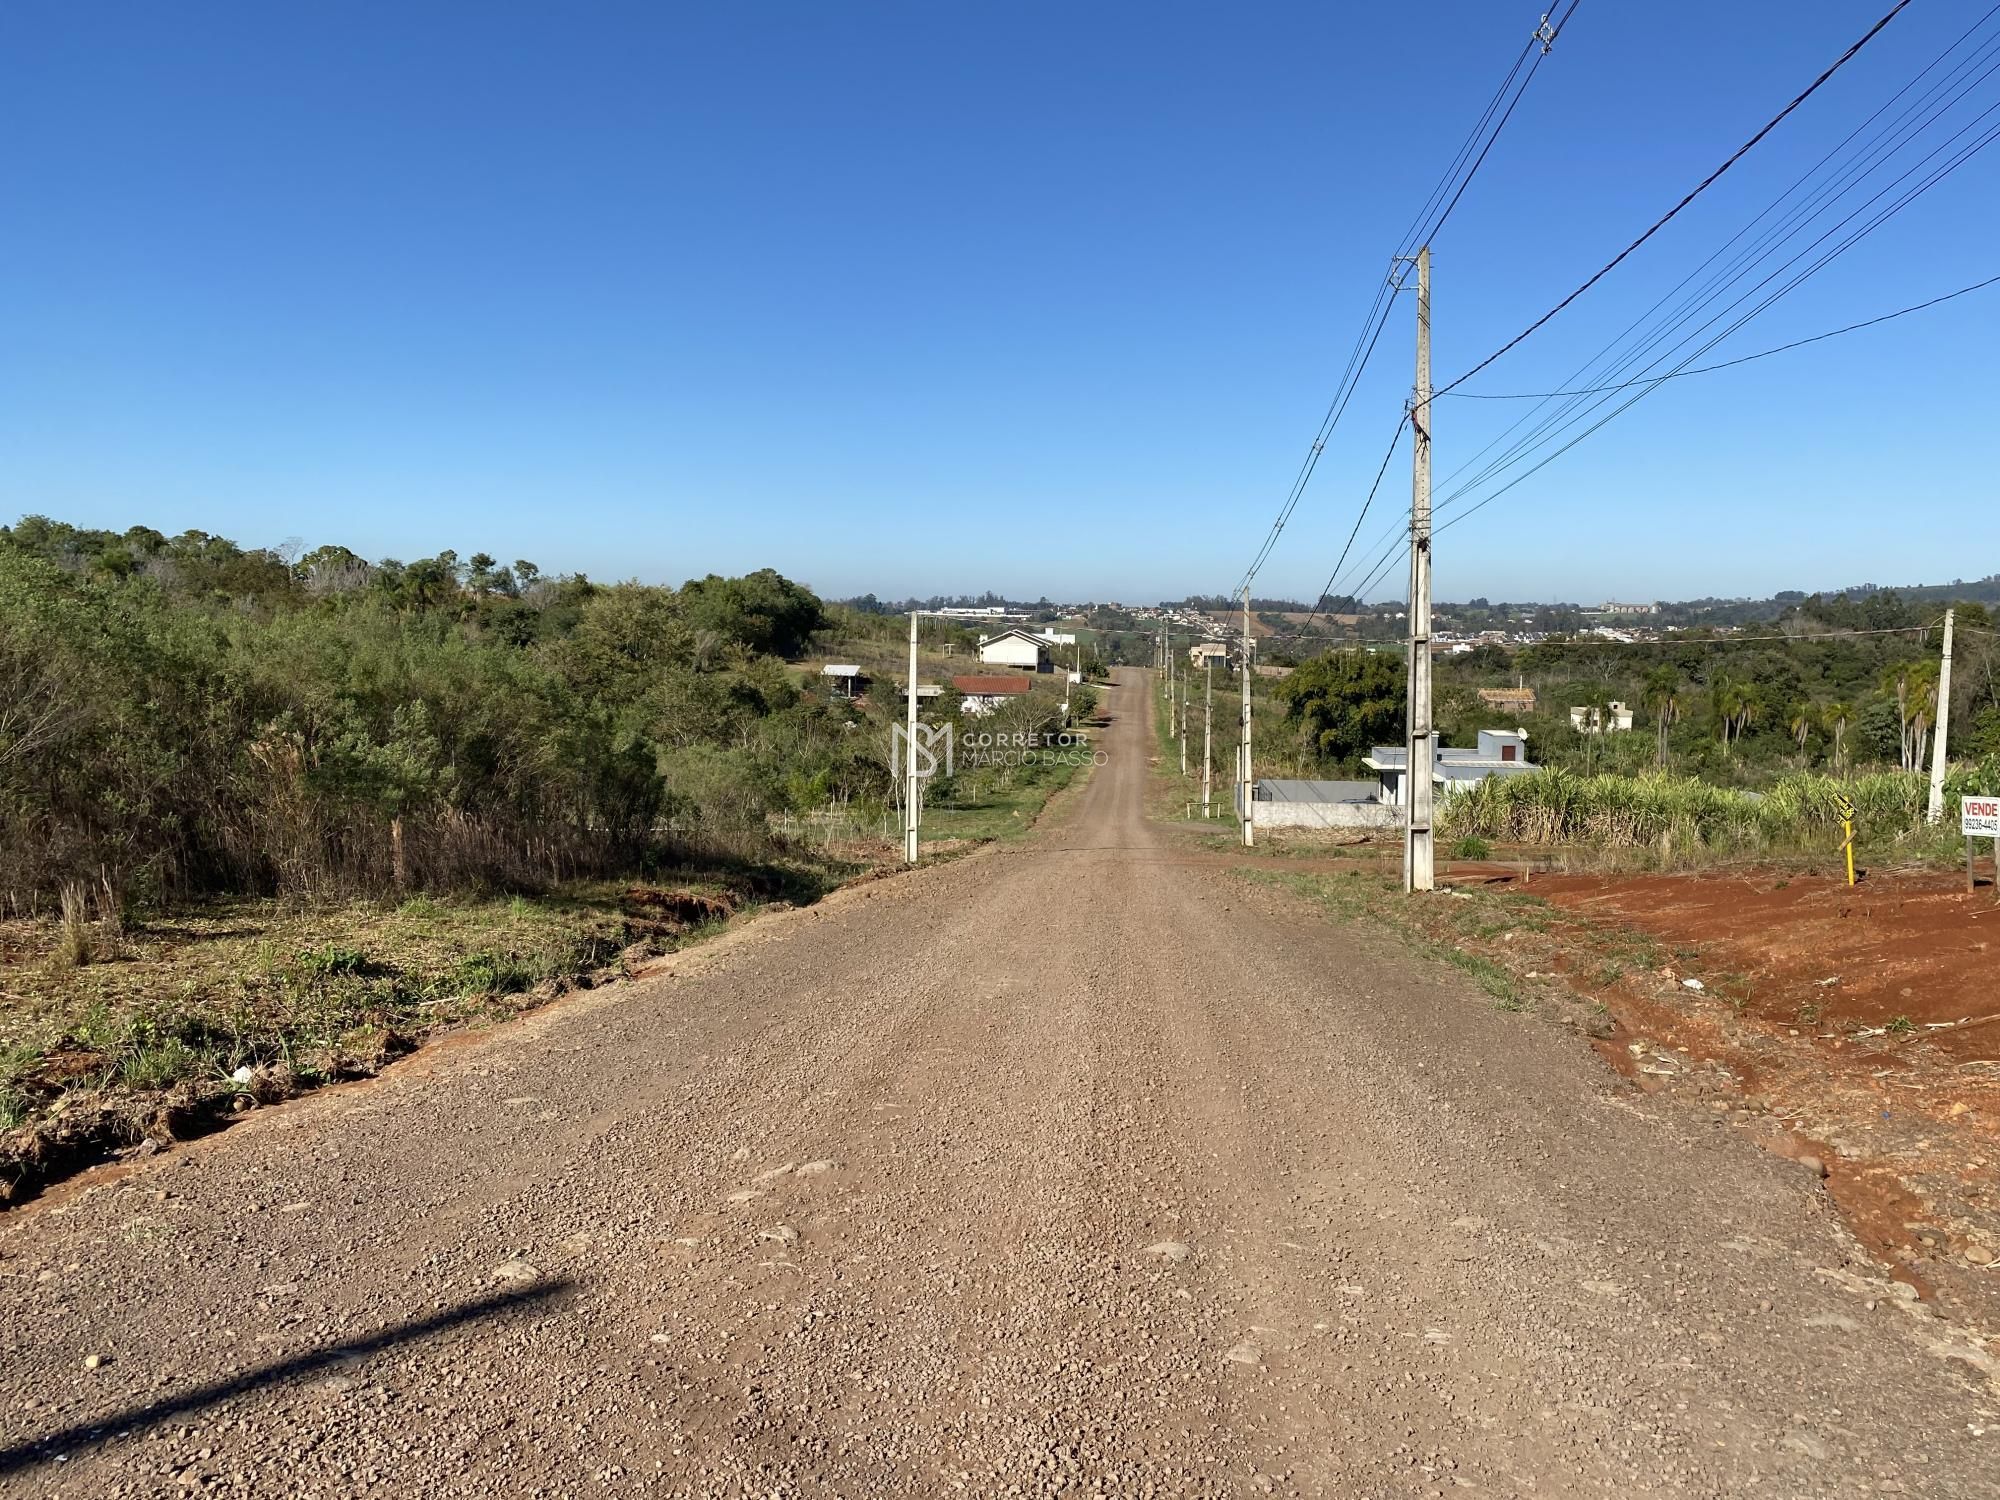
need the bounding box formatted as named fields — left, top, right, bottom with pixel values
left=1439, top=765, right=1987, bottom=859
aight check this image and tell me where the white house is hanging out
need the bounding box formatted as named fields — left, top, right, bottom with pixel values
left=977, top=628, right=1051, bottom=672
left=1364, top=729, right=1537, bottom=807
left=1188, top=641, right=1230, bottom=667
left=1570, top=702, right=1635, bottom=734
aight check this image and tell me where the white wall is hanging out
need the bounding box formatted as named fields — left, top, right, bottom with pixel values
left=979, top=636, right=1044, bottom=670
left=1253, top=800, right=1398, bottom=830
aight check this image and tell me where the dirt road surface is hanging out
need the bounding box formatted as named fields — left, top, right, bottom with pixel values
left=4, top=670, right=1996, bottom=1497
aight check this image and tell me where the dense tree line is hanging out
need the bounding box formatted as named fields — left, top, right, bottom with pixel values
left=0, top=517, right=892, bottom=914
left=1270, top=591, right=2000, bottom=790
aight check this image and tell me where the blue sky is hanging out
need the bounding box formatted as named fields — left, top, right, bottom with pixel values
left=2, top=1, right=1994, bottom=605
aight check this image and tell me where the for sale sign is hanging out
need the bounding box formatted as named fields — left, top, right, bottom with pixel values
left=1965, top=795, right=2000, bottom=837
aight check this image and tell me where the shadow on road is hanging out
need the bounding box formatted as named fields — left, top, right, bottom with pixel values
left=0, top=1277, right=573, bottom=1477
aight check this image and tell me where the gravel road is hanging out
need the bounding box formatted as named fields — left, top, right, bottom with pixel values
left=3, top=668, right=1996, bottom=1498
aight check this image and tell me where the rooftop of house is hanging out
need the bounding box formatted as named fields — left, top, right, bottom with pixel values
left=1365, top=729, right=1536, bottom=775
left=1256, top=778, right=1381, bottom=804
left=819, top=664, right=862, bottom=677
left=976, top=628, right=1050, bottom=648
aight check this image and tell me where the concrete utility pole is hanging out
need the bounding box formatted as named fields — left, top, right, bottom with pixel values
left=1927, top=607, right=1956, bottom=823
left=904, top=610, right=920, bottom=864
left=1202, top=659, right=1213, bottom=817
left=1404, top=246, right=1436, bottom=893
left=1179, top=666, right=1188, bottom=775
left=1240, top=586, right=1254, bottom=847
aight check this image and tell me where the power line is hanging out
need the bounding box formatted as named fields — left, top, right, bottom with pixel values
left=1423, top=1, right=1585, bottom=244
left=1259, top=621, right=1945, bottom=651
left=1236, top=2, right=1583, bottom=595
left=1238, top=278, right=1404, bottom=589
left=1430, top=7, right=2000, bottom=518
left=1431, top=0, right=1913, bottom=402
left=1426, top=23, right=2000, bottom=537
left=1433, top=108, right=2000, bottom=538
left=1294, top=416, right=1408, bottom=634
left=1443, top=271, right=2000, bottom=399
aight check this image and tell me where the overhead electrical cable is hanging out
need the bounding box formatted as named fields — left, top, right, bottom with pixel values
left=1412, top=7, right=2000, bottom=548
left=1430, top=0, right=1913, bottom=403
left=1435, top=19, right=2000, bottom=509
left=1433, top=103, right=2000, bottom=537
left=1233, top=2, right=1583, bottom=597
left=1441, top=271, right=2000, bottom=399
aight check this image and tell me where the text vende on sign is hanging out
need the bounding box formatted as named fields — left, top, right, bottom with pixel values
left=1965, top=795, right=2000, bottom=838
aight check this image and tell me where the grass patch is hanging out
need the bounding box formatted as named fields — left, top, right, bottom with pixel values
left=919, top=738, right=1092, bottom=845
left=1235, top=867, right=1540, bottom=1016
left=0, top=876, right=780, bottom=1201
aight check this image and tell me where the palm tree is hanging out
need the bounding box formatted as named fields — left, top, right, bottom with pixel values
left=1881, top=663, right=1915, bottom=771
left=1908, top=659, right=1940, bottom=773
left=1713, top=678, right=1756, bottom=755
left=1821, top=700, right=1852, bottom=774
left=1643, top=666, right=1680, bottom=769
left=1789, top=702, right=1814, bottom=765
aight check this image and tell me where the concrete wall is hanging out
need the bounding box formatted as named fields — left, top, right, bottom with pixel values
left=1252, top=799, right=1398, bottom=831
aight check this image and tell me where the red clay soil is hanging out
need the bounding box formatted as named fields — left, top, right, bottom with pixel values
left=1519, top=867, right=2000, bottom=1302
left=1532, top=868, right=2000, bottom=1062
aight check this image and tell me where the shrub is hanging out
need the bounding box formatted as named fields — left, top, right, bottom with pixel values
left=297, top=944, right=368, bottom=980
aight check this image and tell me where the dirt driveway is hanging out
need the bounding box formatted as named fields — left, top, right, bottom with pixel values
left=1, top=669, right=1995, bottom=1497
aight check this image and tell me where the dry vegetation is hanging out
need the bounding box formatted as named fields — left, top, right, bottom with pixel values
left=0, top=876, right=775, bottom=1203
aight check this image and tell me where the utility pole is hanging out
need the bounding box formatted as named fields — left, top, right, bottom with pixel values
left=1202, top=659, right=1213, bottom=817
left=904, top=610, right=920, bottom=864
left=1404, top=245, right=1435, bottom=893
left=1240, top=585, right=1254, bottom=847
left=1179, top=667, right=1188, bottom=775
left=1927, top=607, right=1956, bottom=823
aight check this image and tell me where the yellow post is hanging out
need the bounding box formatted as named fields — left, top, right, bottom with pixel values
left=1834, top=792, right=1856, bottom=887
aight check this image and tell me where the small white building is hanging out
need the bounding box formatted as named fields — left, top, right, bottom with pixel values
left=1188, top=641, right=1230, bottom=667
left=1570, top=702, right=1635, bottom=734
left=977, top=628, right=1052, bottom=673
left=1365, top=729, right=1537, bottom=807
left=819, top=664, right=865, bottom=699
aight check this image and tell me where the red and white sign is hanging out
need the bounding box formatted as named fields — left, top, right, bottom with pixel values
left=1965, top=795, right=2000, bottom=837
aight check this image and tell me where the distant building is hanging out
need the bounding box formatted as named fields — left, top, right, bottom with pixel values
left=819, top=664, right=866, bottom=699
left=1591, top=602, right=1659, bottom=615
left=1570, top=702, right=1635, bottom=734
left=1364, top=729, right=1537, bottom=807
left=1188, top=641, right=1230, bottom=667
left=976, top=628, right=1052, bottom=672
left=1033, top=629, right=1077, bottom=647
left=951, top=674, right=1034, bottom=715
left=1478, top=685, right=1537, bottom=714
